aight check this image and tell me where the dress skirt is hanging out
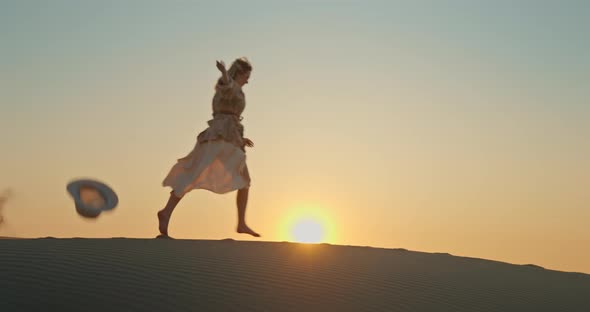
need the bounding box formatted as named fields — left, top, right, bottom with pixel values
left=162, top=139, right=250, bottom=197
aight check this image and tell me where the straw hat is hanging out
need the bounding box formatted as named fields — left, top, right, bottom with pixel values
left=66, top=179, right=118, bottom=218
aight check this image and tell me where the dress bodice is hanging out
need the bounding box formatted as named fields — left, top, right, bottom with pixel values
left=212, top=78, right=245, bottom=116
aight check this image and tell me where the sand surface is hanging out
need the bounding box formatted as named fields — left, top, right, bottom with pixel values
left=1, top=238, right=589, bottom=311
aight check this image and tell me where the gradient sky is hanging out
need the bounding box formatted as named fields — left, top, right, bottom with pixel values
left=1, top=0, right=589, bottom=273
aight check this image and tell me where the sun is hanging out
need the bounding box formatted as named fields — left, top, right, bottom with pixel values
left=280, top=205, right=336, bottom=244
left=291, top=218, right=325, bottom=243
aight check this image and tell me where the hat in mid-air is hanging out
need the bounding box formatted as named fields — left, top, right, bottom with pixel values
left=67, top=179, right=118, bottom=218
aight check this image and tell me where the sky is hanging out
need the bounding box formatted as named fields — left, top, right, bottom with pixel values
left=1, top=0, right=589, bottom=273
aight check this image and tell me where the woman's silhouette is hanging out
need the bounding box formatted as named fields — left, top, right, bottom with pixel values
left=159, top=57, right=259, bottom=238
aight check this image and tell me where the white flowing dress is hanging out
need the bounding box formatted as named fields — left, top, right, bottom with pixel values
left=163, top=78, right=251, bottom=197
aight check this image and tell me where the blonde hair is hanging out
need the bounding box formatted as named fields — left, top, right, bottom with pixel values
left=227, top=57, right=253, bottom=79
left=216, top=57, right=253, bottom=90
left=215, top=57, right=252, bottom=86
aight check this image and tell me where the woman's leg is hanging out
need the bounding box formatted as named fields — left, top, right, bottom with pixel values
left=236, top=187, right=260, bottom=237
left=158, top=191, right=182, bottom=235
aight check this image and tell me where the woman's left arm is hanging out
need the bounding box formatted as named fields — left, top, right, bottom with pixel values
left=216, top=60, right=230, bottom=84
left=243, top=138, right=254, bottom=148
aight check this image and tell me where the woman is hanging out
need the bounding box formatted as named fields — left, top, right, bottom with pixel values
left=159, top=57, right=259, bottom=238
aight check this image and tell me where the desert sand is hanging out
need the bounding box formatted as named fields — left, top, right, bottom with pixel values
left=1, top=238, right=589, bottom=311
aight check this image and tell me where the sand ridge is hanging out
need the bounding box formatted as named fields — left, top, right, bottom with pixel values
left=1, top=238, right=589, bottom=311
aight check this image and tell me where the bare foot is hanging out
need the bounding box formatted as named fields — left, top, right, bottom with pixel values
left=157, top=210, right=170, bottom=235
left=156, top=234, right=174, bottom=239
left=237, top=223, right=260, bottom=237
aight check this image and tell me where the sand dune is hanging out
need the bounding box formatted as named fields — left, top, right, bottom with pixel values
left=1, top=238, right=589, bottom=311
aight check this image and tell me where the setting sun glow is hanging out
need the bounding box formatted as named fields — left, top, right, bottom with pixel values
left=280, top=205, right=336, bottom=244
left=291, top=219, right=324, bottom=243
